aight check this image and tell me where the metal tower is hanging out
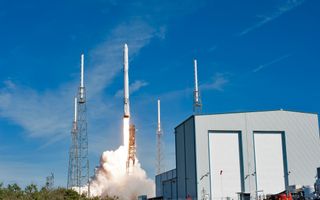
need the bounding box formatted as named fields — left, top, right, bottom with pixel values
left=67, top=97, right=79, bottom=189
left=46, top=173, right=54, bottom=190
left=156, top=99, right=164, bottom=175
left=67, top=54, right=90, bottom=196
left=193, top=59, right=202, bottom=114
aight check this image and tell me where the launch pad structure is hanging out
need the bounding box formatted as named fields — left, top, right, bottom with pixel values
left=67, top=54, right=90, bottom=196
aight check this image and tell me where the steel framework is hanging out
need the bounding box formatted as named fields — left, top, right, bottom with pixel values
left=67, top=54, right=90, bottom=196
left=156, top=99, right=164, bottom=175
left=156, top=128, right=164, bottom=175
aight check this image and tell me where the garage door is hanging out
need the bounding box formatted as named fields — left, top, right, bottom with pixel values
left=209, top=132, right=242, bottom=200
left=254, top=133, right=285, bottom=195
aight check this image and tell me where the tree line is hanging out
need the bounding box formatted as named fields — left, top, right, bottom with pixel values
left=0, top=183, right=118, bottom=200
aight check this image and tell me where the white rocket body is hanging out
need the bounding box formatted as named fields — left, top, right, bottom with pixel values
left=194, top=59, right=199, bottom=104
left=123, top=44, right=130, bottom=118
left=157, top=99, right=161, bottom=132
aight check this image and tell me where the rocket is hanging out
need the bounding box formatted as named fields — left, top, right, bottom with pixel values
left=123, top=44, right=130, bottom=118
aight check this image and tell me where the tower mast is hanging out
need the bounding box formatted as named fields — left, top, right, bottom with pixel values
left=68, top=54, right=90, bottom=196
left=156, top=99, right=164, bottom=175
left=193, top=59, right=202, bottom=114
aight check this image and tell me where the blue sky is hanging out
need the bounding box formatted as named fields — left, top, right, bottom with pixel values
left=0, top=0, right=319, bottom=187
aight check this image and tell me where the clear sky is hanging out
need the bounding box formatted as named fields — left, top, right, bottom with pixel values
left=0, top=0, right=319, bottom=188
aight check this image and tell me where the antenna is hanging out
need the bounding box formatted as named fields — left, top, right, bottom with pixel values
left=156, top=99, right=164, bottom=175
left=73, top=97, right=77, bottom=130
left=80, top=54, right=85, bottom=101
left=193, top=59, right=202, bottom=114
left=157, top=99, right=161, bottom=132
left=74, top=97, right=77, bottom=122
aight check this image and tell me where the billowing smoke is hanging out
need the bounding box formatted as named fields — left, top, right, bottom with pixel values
left=88, top=145, right=154, bottom=199
left=75, top=117, right=155, bottom=198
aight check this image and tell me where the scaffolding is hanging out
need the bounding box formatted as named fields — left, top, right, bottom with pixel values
left=156, top=99, right=164, bottom=175
left=67, top=54, right=90, bottom=196
left=67, top=113, right=79, bottom=189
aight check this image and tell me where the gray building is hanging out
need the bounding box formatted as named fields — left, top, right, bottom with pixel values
left=156, top=110, right=320, bottom=200
left=156, top=169, right=177, bottom=199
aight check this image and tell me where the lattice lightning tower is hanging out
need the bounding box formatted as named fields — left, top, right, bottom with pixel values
left=156, top=99, right=164, bottom=175
left=67, top=97, right=79, bottom=189
left=68, top=54, right=90, bottom=196
left=193, top=59, right=202, bottom=114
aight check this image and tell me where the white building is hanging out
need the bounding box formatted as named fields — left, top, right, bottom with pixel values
left=156, top=110, right=320, bottom=200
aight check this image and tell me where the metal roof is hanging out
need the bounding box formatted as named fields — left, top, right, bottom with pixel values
left=175, top=109, right=318, bottom=130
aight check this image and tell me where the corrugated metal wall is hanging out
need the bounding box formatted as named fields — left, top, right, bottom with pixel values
left=155, top=169, right=177, bottom=199
left=192, top=110, right=320, bottom=199
left=175, top=117, right=197, bottom=199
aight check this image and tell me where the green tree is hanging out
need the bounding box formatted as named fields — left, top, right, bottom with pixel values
left=0, top=182, right=4, bottom=199
left=24, top=184, right=39, bottom=200
left=0, top=183, right=119, bottom=200
left=63, top=188, right=81, bottom=200
left=6, top=183, right=23, bottom=199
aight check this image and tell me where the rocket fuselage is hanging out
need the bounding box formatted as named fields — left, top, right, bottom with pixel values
left=123, top=44, right=130, bottom=118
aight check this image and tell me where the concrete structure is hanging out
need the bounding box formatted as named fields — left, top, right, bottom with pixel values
left=157, top=110, right=320, bottom=200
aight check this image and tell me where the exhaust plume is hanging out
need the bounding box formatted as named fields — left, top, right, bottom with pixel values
left=88, top=145, right=155, bottom=199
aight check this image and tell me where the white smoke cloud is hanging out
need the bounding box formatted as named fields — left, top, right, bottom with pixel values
left=88, top=146, right=155, bottom=199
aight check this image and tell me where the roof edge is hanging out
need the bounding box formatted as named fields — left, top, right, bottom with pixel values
left=175, top=109, right=318, bottom=129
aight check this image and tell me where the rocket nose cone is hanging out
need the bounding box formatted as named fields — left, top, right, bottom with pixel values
left=124, top=43, right=128, bottom=48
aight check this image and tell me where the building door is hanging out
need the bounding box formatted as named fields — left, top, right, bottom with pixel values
left=253, top=133, right=286, bottom=195
left=209, top=132, right=242, bottom=200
